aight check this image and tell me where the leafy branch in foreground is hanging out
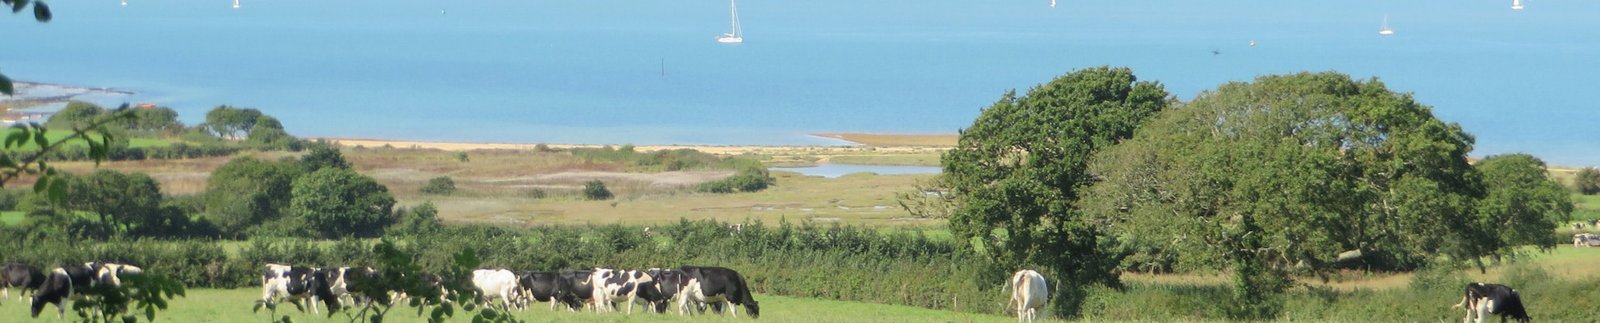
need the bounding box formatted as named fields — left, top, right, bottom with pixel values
left=68, top=273, right=188, bottom=323
left=1, top=0, right=54, bottom=95
left=0, top=104, right=135, bottom=198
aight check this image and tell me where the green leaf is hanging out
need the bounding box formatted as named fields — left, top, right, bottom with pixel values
left=5, top=125, right=28, bottom=148
left=0, top=156, right=16, bottom=169
left=31, top=1, right=48, bottom=22
left=32, top=175, right=48, bottom=194
left=32, top=128, right=48, bottom=151
left=9, top=0, right=25, bottom=14
left=146, top=306, right=156, bottom=321
left=0, top=72, right=12, bottom=96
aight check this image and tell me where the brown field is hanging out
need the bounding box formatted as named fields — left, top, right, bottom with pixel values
left=40, top=141, right=942, bottom=227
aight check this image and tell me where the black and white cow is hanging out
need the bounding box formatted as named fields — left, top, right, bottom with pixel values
left=260, top=264, right=337, bottom=314
left=643, top=268, right=685, bottom=314
left=472, top=268, right=523, bottom=310
left=677, top=266, right=759, bottom=318
left=1453, top=282, right=1531, bottom=323
left=556, top=270, right=598, bottom=312
left=517, top=271, right=569, bottom=311
left=325, top=267, right=379, bottom=307
left=30, top=264, right=94, bottom=319
left=592, top=268, right=660, bottom=314
left=1, top=263, right=44, bottom=304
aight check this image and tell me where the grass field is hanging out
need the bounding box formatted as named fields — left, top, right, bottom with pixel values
left=0, top=290, right=1019, bottom=323
left=0, top=211, right=21, bottom=225
left=1, top=127, right=173, bottom=149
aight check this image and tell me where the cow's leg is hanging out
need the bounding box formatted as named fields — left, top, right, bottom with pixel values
left=1475, top=298, right=1492, bottom=323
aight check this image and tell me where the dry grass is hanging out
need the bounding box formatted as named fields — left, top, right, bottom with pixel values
left=814, top=133, right=958, bottom=147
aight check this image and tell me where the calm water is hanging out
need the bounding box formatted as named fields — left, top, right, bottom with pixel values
left=771, top=163, right=942, bottom=178
left=3, top=0, right=1597, bottom=164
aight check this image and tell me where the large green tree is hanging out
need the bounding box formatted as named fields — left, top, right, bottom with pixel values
left=942, top=66, right=1170, bottom=317
left=46, top=101, right=104, bottom=129
left=1475, top=154, right=1572, bottom=251
left=202, top=105, right=264, bottom=140
left=62, top=170, right=163, bottom=234
left=1082, top=72, right=1489, bottom=318
left=289, top=168, right=395, bottom=238
left=202, top=157, right=301, bottom=236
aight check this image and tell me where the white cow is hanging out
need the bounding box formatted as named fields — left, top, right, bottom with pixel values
left=594, top=269, right=656, bottom=314
left=1008, top=269, right=1048, bottom=323
left=472, top=269, right=523, bottom=310
left=94, top=263, right=143, bottom=287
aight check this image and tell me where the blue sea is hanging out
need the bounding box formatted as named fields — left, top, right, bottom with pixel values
left=3, top=0, right=1597, bottom=165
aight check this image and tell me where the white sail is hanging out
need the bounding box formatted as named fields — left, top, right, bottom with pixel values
left=717, top=0, right=744, bottom=43
left=1378, top=14, right=1394, bottom=35
left=232, top=0, right=240, bottom=8
left=1512, top=0, right=1524, bottom=10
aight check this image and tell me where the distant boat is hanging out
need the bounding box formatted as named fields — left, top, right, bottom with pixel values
left=232, top=0, right=239, bottom=8
left=1378, top=14, right=1394, bottom=35
left=716, top=0, right=744, bottom=43
left=1249, top=40, right=1256, bottom=47
left=1512, top=0, right=1524, bottom=10
left=1050, top=0, right=1056, bottom=8
left=121, top=0, right=127, bottom=6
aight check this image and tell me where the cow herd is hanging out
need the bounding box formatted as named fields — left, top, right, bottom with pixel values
left=257, top=263, right=759, bottom=319
left=0, top=262, right=144, bottom=319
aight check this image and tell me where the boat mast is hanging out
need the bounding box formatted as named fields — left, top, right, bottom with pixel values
left=730, top=0, right=741, bottom=37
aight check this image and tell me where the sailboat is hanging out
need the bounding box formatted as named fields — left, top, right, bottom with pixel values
left=716, top=0, right=744, bottom=43
left=232, top=0, right=240, bottom=8
left=1378, top=15, right=1394, bottom=35
left=1050, top=0, right=1056, bottom=8
left=1512, top=0, right=1524, bottom=10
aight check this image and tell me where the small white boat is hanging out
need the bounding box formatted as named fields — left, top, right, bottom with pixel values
left=1512, top=0, right=1524, bottom=10
left=716, top=0, right=744, bottom=43
left=1378, top=14, right=1394, bottom=35
left=121, top=0, right=127, bottom=6
left=232, top=0, right=240, bottom=8
left=1050, top=0, right=1056, bottom=8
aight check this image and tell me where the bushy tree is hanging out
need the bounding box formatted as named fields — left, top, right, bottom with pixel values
left=1475, top=154, right=1572, bottom=250
left=389, top=202, right=443, bottom=236
left=202, top=105, right=264, bottom=139
left=583, top=180, right=613, bottom=200
left=1083, top=72, right=1486, bottom=318
left=1576, top=167, right=1600, bottom=195
left=943, top=66, right=1170, bottom=317
left=299, top=143, right=351, bottom=172
left=421, top=176, right=456, bottom=195
left=289, top=168, right=396, bottom=238
left=203, top=157, right=301, bottom=236
left=127, top=106, right=183, bottom=133
left=46, top=101, right=105, bottom=129
left=61, top=170, right=163, bottom=234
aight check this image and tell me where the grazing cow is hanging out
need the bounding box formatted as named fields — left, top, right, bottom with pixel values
left=30, top=264, right=93, bottom=319
left=2, top=263, right=45, bottom=304
left=1575, top=233, right=1600, bottom=247
left=593, top=268, right=660, bottom=314
left=1574, top=223, right=1587, bottom=230
left=260, top=264, right=337, bottom=314
left=471, top=268, right=523, bottom=310
left=1008, top=269, right=1048, bottom=323
left=643, top=268, right=685, bottom=313
left=677, top=266, right=759, bottom=318
left=517, top=271, right=569, bottom=311
left=1453, top=282, right=1531, bottom=323
left=326, top=267, right=379, bottom=307
left=556, top=270, right=599, bottom=312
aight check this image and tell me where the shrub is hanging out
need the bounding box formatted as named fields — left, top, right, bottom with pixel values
left=698, top=167, right=774, bottom=193
left=421, top=176, right=457, bottom=195
left=1577, top=167, right=1600, bottom=195
left=526, top=189, right=548, bottom=199
left=583, top=180, right=613, bottom=200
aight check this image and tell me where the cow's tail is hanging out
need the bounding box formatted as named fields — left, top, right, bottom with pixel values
left=733, top=271, right=759, bottom=319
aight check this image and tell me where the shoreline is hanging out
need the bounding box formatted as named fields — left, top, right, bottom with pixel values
left=321, top=133, right=955, bottom=156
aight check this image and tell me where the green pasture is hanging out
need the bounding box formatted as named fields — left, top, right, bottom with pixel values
left=0, top=127, right=173, bottom=150
left=0, top=290, right=1018, bottom=323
